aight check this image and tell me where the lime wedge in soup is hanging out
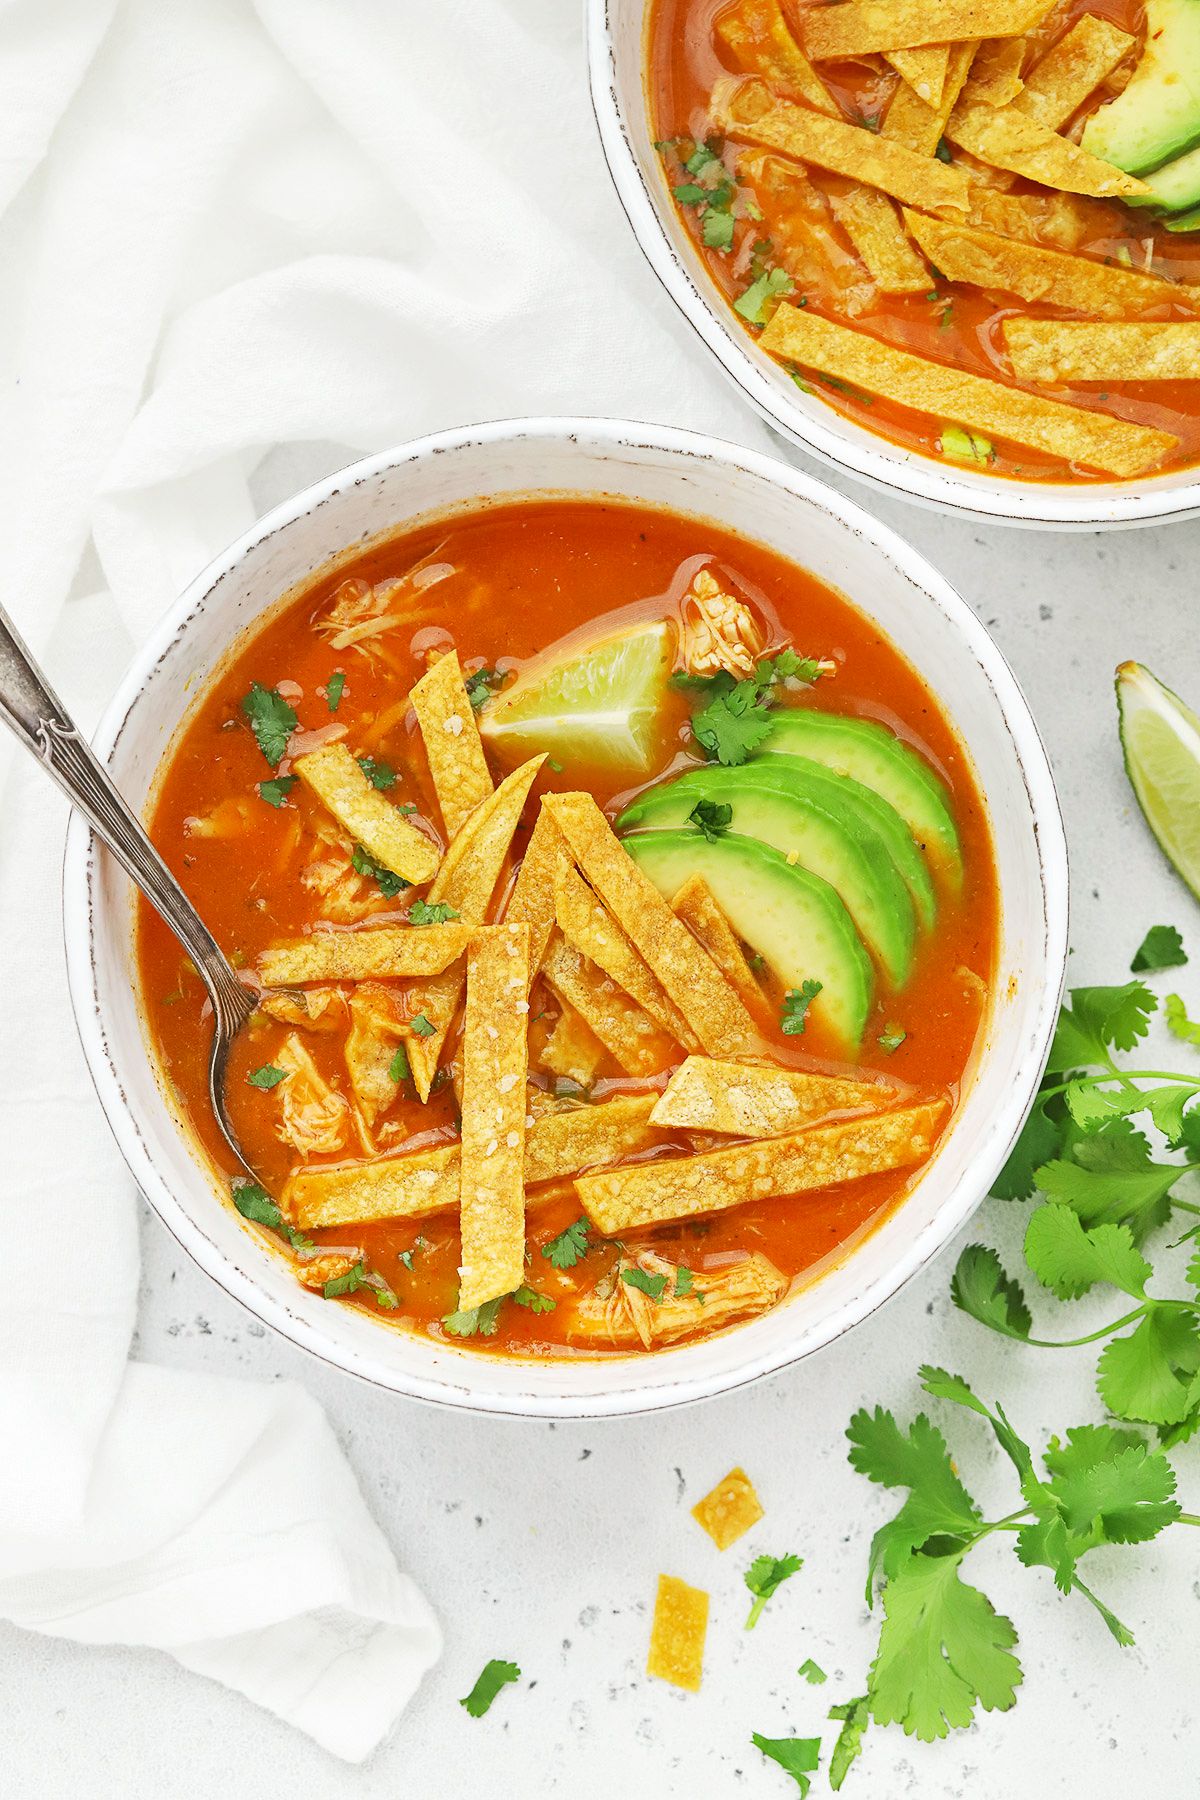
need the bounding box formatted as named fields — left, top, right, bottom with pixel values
left=480, top=619, right=672, bottom=773
left=1117, top=660, right=1200, bottom=900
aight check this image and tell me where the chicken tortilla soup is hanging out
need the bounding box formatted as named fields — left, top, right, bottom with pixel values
left=140, top=499, right=997, bottom=1356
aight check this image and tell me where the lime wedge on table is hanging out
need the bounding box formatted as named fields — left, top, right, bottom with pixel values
left=1117, top=660, right=1200, bottom=900
left=479, top=620, right=672, bottom=773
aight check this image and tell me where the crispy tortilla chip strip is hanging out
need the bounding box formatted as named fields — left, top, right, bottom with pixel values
left=409, top=649, right=493, bottom=838
left=691, top=1466, right=765, bottom=1551
left=285, top=1092, right=660, bottom=1229
left=258, top=923, right=474, bottom=985
left=579, top=1100, right=949, bottom=1233
left=293, top=741, right=440, bottom=884
left=1003, top=319, right=1200, bottom=383
left=965, top=37, right=1026, bottom=107
left=883, top=39, right=977, bottom=156
left=760, top=302, right=1178, bottom=477
left=503, top=802, right=563, bottom=983
left=944, top=95, right=1149, bottom=198
left=715, top=0, right=837, bottom=115
left=650, top=1056, right=893, bottom=1137
left=1015, top=16, right=1135, bottom=131
left=804, top=0, right=1051, bottom=58
left=538, top=1006, right=607, bottom=1086
left=832, top=187, right=930, bottom=294
left=715, top=78, right=969, bottom=214
left=543, top=792, right=757, bottom=1056
left=740, top=154, right=877, bottom=318
left=904, top=210, right=1200, bottom=320
left=542, top=933, right=668, bottom=1077
left=670, top=874, right=765, bottom=1020
left=402, top=755, right=545, bottom=1099
left=884, top=44, right=949, bottom=108
left=456, top=924, right=529, bottom=1310
left=555, top=857, right=697, bottom=1048
left=647, top=1574, right=708, bottom=1692
left=965, top=186, right=1099, bottom=252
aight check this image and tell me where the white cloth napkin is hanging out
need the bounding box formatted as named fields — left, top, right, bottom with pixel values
left=0, top=0, right=765, bottom=1763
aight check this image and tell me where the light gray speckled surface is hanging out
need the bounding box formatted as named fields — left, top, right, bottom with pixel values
left=8, top=451, right=1200, bottom=1800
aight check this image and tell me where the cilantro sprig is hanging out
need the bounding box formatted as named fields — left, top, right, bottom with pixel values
left=744, top=1552, right=803, bottom=1628
left=673, top=648, right=828, bottom=767
left=240, top=682, right=297, bottom=767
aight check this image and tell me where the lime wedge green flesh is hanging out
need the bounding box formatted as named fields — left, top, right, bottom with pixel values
left=1117, top=660, right=1200, bottom=901
left=617, top=763, right=915, bottom=988
left=479, top=620, right=671, bottom=773
left=624, top=829, right=873, bottom=1052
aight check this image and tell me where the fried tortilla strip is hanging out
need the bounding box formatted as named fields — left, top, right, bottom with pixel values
left=456, top=924, right=529, bottom=1310
left=882, top=38, right=977, bottom=157
left=714, top=78, right=970, bottom=214
left=964, top=37, right=1026, bottom=107
left=293, top=741, right=440, bottom=884
left=965, top=186, right=1101, bottom=252
left=543, top=792, right=757, bottom=1056
left=670, top=874, right=765, bottom=1019
left=647, top=1573, right=708, bottom=1693
left=715, top=0, right=837, bottom=115
left=403, top=755, right=545, bottom=1099
left=555, top=857, right=696, bottom=1048
left=740, top=153, right=877, bottom=318
left=409, top=649, right=493, bottom=838
left=1003, top=319, right=1200, bottom=383
left=650, top=1056, right=893, bottom=1137
left=538, top=1006, right=607, bottom=1086
left=260, top=987, right=345, bottom=1032
left=503, top=802, right=563, bottom=982
left=258, top=923, right=473, bottom=985
left=579, top=1099, right=949, bottom=1233
left=944, top=96, right=1149, bottom=198
left=760, top=303, right=1178, bottom=478
left=691, top=1466, right=765, bottom=1551
left=884, top=44, right=949, bottom=108
left=904, top=210, right=1200, bottom=320
left=571, top=1251, right=787, bottom=1351
left=344, top=982, right=409, bottom=1125
left=542, top=932, right=669, bottom=1077
left=803, top=0, right=1052, bottom=59
left=1015, top=16, right=1135, bottom=131
left=832, top=187, right=930, bottom=294
left=285, top=1092, right=660, bottom=1229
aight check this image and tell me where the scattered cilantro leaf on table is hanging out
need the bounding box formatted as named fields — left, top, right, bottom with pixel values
left=1132, top=925, right=1187, bottom=972
left=744, top=1552, right=802, bottom=1628
left=460, top=1659, right=521, bottom=1718
left=827, top=1696, right=869, bottom=1790
left=797, top=1658, right=826, bottom=1684
left=240, top=681, right=296, bottom=767
left=750, top=1733, right=820, bottom=1796
left=1166, top=992, right=1200, bottom=1046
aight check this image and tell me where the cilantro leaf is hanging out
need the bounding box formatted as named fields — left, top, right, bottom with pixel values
left=1036, top=1119, right=1184, bottom=1243
left=512, top=1283, right=556, bottom=1315
left=684, top=142, right=720, bottom=175
left=918, top=1367, right=1034, bottom=1485
left=240, top=682, right=297, bottom=768
left=1132, top=925, right=1186, bottom=973
left=750, top=1734, right=820, bottom=1796
left=756, top=648, right=824, bottom=688
left=878, top=1024, right=906, bottom=1053
left=798, top=1658, right=826, bottom=1684
left=744, top=1552, right=803, bottom=1628
left=258, top=775, right=297, bottom=808
left=1047, top=983, right=1156, bottom=1071
left=388, top=1045, right=410, bottom=1083
left=673, top=180, right=708, bottom=205
left=247, top=1063, right=288, bottom=1090
left=325, top=669, right=345, bottom=711
left=991, top=1091, right=1067, bottom=1200
left=231, top=1180, right=282, bottom=1228
left=622, top=1267, right=667, bottom=1301
left=828, top=1696, right=869, bottom=1791
left=351, top=843, right=408, bottom=898
left=702, top=207, right=735, bottom=251
left=408, top=899, right=461, bottom=925
left=410, top=1012, right=436, bottom=1037
left=1165, top=992, right=1200, bottom=1047
left=1023, top=1205, right=1151, bottom=1301
left=443, top=1298, right=503, bottom=1337
left=460, top=1659, right=520, bottom=1718
left=734, top=265, right=793, bottom=325
left=868, top=1553, right=1020, bottom=1741
left=846, top=1406, right=980, bottom=1599
left=692, top=678, right=774, bottom=765
left=781, top=980, right=822, bottom=1036
left=322, top=1262, right=365, bottom=1299
left=464, top=666, right=503, bottom=710
left=674, top=1267, right=695, bottom=1297
left=687, top=798, right=733, bottom=841
left=542, top=1218, right=590, bottom=1269
left=357, top=756, right=397, bottom=790
left=1096, top=1309, right=1200, bottom=1426
left=950, top=1245, right=1032, bottom=1341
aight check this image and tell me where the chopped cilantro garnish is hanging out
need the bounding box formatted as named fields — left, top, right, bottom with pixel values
left=325, top=670, right=345, bottom=712
left=798, top=1657, right=827, bottom=1685
left=688, top=798, right=733, bottom=842
left=247, top=1063, right=288, bottom=1090
left=693, top=678, right=774, bottom=765
left=684, top=142, right=720, bottom=175
left=322, top=1262, right=365, bottom=1299
left=734, top=265, right=793, bottom=325
left=464, top=666, right=503, bottom=710
left=240, top=682, right=297, bottom=768
left=408, top=899, right=461, bottom=925
left=460, top=1659, right=521, bottom=1718
left=1132, top=925, right=1187, bottom=973
left=357, top=756, right=397, bottom=790
left=351, top=843, right=408, bottom=898
left=782, top=980, right=822, bottom=1036
left=388, top=1045, right=410, bottom=1083
left=410, top=1012, right=436, bottom=1037
left=622, top=1267, right=668, bottom=1301
left=542, top=1217, right=590, bottom=1269
left=878, top=1024, right=907, bottom=1053
left=744, top=1552, right=803, bottom=1628
left=827, top=1696, right=869, bottom=1790
left=231, top=1181, right=281, bottom=1228
left=750, top=1733, right=820, bottom=1797
left=673, top=181, right=708, bottom=205
left=398, top=1249, right=414, bottom=1270
left=934, top=137, right=953, bottom=163
left=756, top=647, right=824, bottom=688
left=443, top=1298, right=503, bottom=1337
left=257, top=775, right=297, bottom=808
left=702, top=208, right=735, bottom=251
left=512, top=1284, right=556, bottom=1315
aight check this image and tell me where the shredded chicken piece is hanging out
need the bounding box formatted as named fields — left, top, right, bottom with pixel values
left=260, top=988, right=346, bottom=1034
left=679, top=569, right=765, bottom=679
left=274, top=1032, right=351, bottom=1157
left=344, top=982, right=409, bottom=1126
left=569, top=1248, right=787, bottom=1348
left=315, top=554, right=457, bottom=659
left=295, top=1249, right=362, bottom=1291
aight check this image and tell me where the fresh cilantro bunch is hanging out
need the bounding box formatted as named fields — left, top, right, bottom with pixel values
left=672, top=648, right=827, bottom=767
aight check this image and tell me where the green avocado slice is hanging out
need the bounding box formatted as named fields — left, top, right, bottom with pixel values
left=623, top=829, right=873, bottom=1052
left=1081, top=0, right=1200, bottom=178
left=617, top=762, right=916, bottom=988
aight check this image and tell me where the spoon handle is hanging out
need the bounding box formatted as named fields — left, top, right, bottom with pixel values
left=0, top=602, right=251, bottom=1027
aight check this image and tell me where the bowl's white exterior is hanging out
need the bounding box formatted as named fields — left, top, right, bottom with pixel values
left=587, top=0, right=1200, bottom=531
left=63, top=419, right=1068, bottom=1417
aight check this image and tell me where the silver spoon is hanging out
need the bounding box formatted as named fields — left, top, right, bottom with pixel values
left=0, top=601, right=264, bottom=1187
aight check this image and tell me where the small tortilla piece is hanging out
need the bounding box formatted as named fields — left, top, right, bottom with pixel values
left=285, top=1092, right=660, bottom=1229
left=904, top=210, right=1200, bottom=320
left=883, top=38, right=977, bottom=157
left=884, top=45, right=949, bottom=108
left=691, top=1467, right=765, bottom=1551
left=803, top=0, right=1052, bottom=59
left=965, top=38, right=1026, bottom=107
left=944, top=96, right=1149, bottom=198
left=1015, top=16, right=1135, bottom=131
left=457, top=924, right=529, bottom=1310
left=670, top=874, right=765, bottom=1019
left=715, top=0, right=837, bottom=115
left=542, top=932, right=669, bottom=1078
left=404, top=755, right=545, bottom=1099
left=344, top=983, right=408, bottom=1125
left=258, top=923, right=473, bottom=985
left=647, top=1574, right=708, bottom=1692
left=760, top=303, right=1178, bottom=478
left=503, top=803, right=564, bottom=983
left=571, top=1251, right=787, bottom=1350
left=538, top=1006, right=607, bottom=1086
left=1003, top=320, right=1200, bottom=383
left=543, top=793, right=757, bottom=1057
left=579, top=1100, right=948, bottom=1234
left=831, top=187, right=930, bottom=294
left=555, top=857, right=696, bottom=1048
left=651, top=1056, right=893, bottom=1137
left=740, top=153, right=878, bottom=319
left=409, top=650, right=493, bottom=838
left=293, top=741, right=440, bottom=884
left=714, top=79, right=970, bottom=214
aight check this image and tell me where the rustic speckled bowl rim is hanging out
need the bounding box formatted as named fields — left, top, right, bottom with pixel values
left=62, top=416, right=1068, bottom=1418
left=586, top=0, right=1200, bottom=531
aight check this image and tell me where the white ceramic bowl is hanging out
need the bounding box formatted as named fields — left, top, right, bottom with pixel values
left=63, top=418, right=1068, bottom=1417
left=587, top=0, right=1200, bottom=530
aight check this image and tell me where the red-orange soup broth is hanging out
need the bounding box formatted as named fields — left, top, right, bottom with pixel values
left=139, top=499, right=998, bottom=1356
